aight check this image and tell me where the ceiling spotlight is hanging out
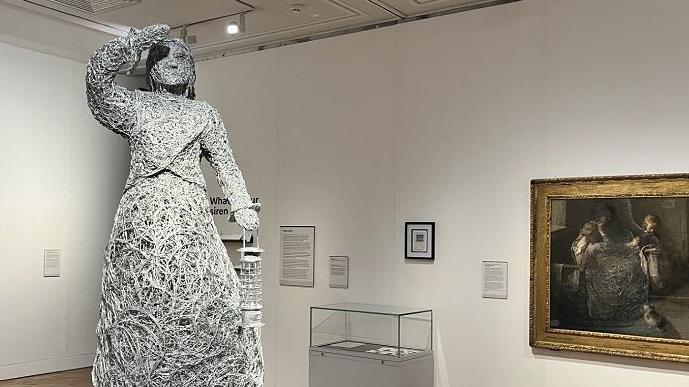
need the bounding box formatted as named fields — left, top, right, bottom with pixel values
left=226, top=13, right=246, bottom=36
left=226, top=22, right=240, bottom=35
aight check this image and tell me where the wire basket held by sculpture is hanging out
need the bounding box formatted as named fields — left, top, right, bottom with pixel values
left=238, top=229, right=265, bottom=329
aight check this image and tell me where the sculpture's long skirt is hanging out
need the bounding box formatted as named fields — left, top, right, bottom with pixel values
left=92, top=172, right=263, bottom=387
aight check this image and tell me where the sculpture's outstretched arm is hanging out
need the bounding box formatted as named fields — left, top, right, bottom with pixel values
left=86, top=24, right=169, bottom=137
left=202, top=107, right=259, bottom=230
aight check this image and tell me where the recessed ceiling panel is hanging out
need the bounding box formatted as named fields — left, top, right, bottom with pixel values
left=23, top=0, right=251, bottom=30
left=172, top=0, right=397, bottom=57
left=41, top=0, right=140, bottom=14
left=373, top=0, right=497, bottom=17
left=0, top=0, right=513, bottom=62
left=101, top=0, right=251, bottom=29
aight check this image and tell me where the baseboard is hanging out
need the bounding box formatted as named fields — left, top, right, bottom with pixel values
left=0, top=353, right=94, bottom=381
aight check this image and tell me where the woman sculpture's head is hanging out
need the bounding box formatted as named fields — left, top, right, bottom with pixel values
left=146, top=38, right=196, bottom=99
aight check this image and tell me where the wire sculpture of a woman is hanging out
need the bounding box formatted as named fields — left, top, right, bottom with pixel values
left=86, top=24, right=263, bottom=386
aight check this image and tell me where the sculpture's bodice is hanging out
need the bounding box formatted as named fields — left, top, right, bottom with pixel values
left=126, top=91, right=210, bottom=191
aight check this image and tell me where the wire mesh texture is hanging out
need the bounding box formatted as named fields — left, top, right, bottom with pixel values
left=86, top=24, right=263, bottom=386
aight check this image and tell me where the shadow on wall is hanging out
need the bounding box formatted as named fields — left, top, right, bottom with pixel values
left=434, top=322, right=450, bottom=387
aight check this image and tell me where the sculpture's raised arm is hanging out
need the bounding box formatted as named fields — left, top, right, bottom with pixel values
left=201, top=107, right=260, bottom=230
left=86, top=24, right=169, bottom=137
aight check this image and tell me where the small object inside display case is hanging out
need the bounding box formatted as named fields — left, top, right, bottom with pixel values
left=310, top=303, right=432, bottom=359
left=365, top=347, right=421, bottom=356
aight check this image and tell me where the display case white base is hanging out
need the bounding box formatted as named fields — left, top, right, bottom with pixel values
left=309, top=347, right=433, bottom=387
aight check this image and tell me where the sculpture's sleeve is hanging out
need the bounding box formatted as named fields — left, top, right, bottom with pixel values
left=201, top=106, right=254, bottom=212
left=85, top=35, right=138, bottom=138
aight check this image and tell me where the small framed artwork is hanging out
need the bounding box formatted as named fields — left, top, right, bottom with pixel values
left=405, top=222, right=435, bottom=260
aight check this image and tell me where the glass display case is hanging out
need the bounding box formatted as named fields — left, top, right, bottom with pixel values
left=310, top=303, right=433, bottom=359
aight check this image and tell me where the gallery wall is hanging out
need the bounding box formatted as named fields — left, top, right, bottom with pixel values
left=392, top=3, right=542, bottom=386
left=197, top=0, right=689, bottom=386
left=193, top=50, right=281, bottom=387
left=4, top=0, right=689, bottom=385
left=0, top=41, right=132, bottom=379
left=194, top=27, right=399, bottom=387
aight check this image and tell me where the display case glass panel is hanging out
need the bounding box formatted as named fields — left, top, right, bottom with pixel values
left=310, top=303, right=432, bottom=358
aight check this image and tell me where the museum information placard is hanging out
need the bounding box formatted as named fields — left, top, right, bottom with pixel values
left=280, top=226, right=315, bottom=287
left=482, top=261, right=508, bottom=299
left=329, top=256, right=349, bottom=289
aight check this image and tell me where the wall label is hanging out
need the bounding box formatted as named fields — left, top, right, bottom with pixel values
left=279, top=226, right=315, bottom=287
left=329, top=256, right=349, bottom=289
left=44, top=249, right=62, bottom=278
left=482, top=260, right=508, bottom=299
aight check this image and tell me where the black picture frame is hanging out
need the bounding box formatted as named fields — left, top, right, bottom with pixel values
left=405, top=222, right=435, bottom=260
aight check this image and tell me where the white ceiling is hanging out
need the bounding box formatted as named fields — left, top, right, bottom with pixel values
left=0, top=0, right=513, bottom=62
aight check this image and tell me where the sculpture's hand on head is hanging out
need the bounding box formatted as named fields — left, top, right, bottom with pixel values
left=87, top=24, right=171, bottom=136
left=126, top=24, right=170, bottom=67
left=122, top=24, right=170, bottom=76
left=131, top=24, right=170, bottom=50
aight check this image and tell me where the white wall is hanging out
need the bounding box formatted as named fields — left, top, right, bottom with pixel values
left=195, top=49, right=280, bottom=387
left=274, top=27, right=397, bottom=387
left=393, top=3, right=543, bottom=386
left=195, top=27, right=398, bottom=387
left=195, top=0, right=689, bottom=386
left=0, top=42, right=130, bottom=379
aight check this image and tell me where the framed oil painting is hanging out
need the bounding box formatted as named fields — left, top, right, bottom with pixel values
left=530, top=174, right=689, bottom=363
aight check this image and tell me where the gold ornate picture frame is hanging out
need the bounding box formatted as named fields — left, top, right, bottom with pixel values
left=530, top=174, right=689, bottom=363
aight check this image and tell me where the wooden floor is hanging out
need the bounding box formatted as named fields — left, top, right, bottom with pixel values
left=0, top=368, right=92, bottom=387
